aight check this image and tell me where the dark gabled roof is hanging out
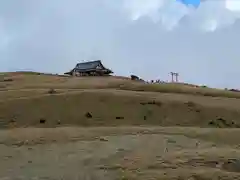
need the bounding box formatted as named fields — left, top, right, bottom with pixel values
left=64, top=60, right=113, bottom=75
left=75, top=60, right=103, bottom=70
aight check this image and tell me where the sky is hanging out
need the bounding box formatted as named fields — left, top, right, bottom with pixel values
left=1, top=0, right=240, bottom=88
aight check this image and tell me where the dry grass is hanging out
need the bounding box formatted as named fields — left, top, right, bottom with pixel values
left=1, top=90, right=240, bottom=129
left=1, top=126, right=240, bottom=146
left=1, top=72, right=240, bottom=99
left=1, top=72, right=240, bottom=179
left=118, top=83, right=240, bottom=99
left=1, top=127, right=240, bottom=179
left=0, top=73, right=130, bottom=89
left=0, top=89, right=78, bottom=102
left=1, top=73, right=240, bottom=129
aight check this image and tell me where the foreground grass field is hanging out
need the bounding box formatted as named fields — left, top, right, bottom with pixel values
left=1, top=72, right=240, bottom=179
left=1, top=127, right=240, bottom=179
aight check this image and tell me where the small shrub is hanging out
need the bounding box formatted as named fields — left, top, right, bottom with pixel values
left=99, top=137, right=108, bottom=142
left=3, top=78, right=13, bottom=82
left=140, top=100, right=162, bottom=107
left=40, top=118, right=46, bottom=124
left=116, top=116, right=124, bottom=119
left=48, top=88, right=57, bottom=94
left=130, top=74, right=140, bottom=81
left=185, top=101, right=196, bottom=107
left=85, top=112, right=92, bottom=118
left=229, top=89, right=240, bottom=92
left=9, top=119, right=16, bottom=123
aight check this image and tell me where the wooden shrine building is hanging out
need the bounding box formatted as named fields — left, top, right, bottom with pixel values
left=65, top=60, right=113, bottom=76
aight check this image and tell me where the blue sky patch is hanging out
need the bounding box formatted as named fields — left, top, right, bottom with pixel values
left=177, top=0, right=201, bottom=8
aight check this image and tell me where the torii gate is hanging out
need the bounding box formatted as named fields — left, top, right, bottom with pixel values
left=170, top=72, right=179, bottom=83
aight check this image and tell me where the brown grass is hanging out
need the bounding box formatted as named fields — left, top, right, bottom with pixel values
left=1, top=90, right=240, bottom=129
left=1, top=72, right=240, bottom=179
left=1, top=127, right=240, bottom=179
left=1, top=73, right=240, bottom=99
left=1, top=73, right=240, bottom=129
left=118, top=83, right=240, bottom=99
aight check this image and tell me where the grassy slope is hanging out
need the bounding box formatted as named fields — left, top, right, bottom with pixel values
left=2, top=73, right=240, bottom=179
left=1, top=72, right=240, bottom=128
left=1, top=127, right=240, bottom=179
left=1, top=72, right=240, bottom=98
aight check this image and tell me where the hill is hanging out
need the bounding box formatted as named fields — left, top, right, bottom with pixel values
left=1, top=72, right=240, bottom=128
left=2, top=72, right=240, bottom=179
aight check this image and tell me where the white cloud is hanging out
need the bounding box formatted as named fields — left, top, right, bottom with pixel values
left=226, top=0, right=240, bottom=12
left=1, top=0, right=240, bottom=88
left=0, top=18, right=11, bottom=49
left=123, top=0, right=164, bottom=21
left=123, top=0, right=240, bottom=32
left=123, top=0, right=189, bottom=30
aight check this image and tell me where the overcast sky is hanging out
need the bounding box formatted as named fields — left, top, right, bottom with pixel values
left=1, top=0, right=240, bottom=88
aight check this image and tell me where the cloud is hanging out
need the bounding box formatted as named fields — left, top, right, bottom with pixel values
left=0, top=0, right=240, bottom=88
left=0, top=18, right=10, bottom=49
left=123, top=0, right=240, bottom=31
left=226, top=0, right=240, bottom=12
left=123, top=0, right=189, bottom=30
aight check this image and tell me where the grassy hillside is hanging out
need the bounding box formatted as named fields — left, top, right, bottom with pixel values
left=1, top=72, right=240, bottom=98
left=1, top=72, right=240, bottom=129
left=2, top=72, right=240, bottom=179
